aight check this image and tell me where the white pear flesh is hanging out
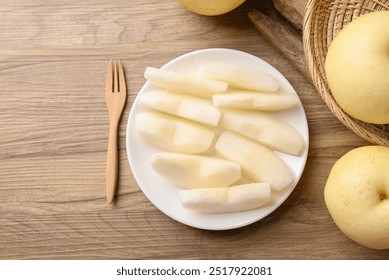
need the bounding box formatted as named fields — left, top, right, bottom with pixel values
left=212, top=91, right=298, bottom=111
left=324, top=145, right=389, bottom=250
left=220, top=110, right=304, bottom=155
left=139, top=89, right=220, bottom=126
left=325, top=11, right=389, bottom=124
left=200, top=63, right=279, bottom=92
left=215, top=131, right=293, bottom=191
left=150, top=152, right=241, bottom=189
left=179, top=182, right=271, bottom=213
left=144, top=67, right=228, bottom=98
left=135, top=112, right=215, bottom=154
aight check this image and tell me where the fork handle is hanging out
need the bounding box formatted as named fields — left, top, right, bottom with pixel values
left=106, top=121, right=119, bottom=204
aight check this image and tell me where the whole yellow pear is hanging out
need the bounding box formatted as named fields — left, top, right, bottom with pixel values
left=324, top=145, right=389, bottom=249
left=176, top=0, right=246, bottom=16
left=325, top=11, right=389, bottom=124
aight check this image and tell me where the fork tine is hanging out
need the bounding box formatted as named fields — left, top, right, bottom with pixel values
left=105, top=59, right=113, bottom=93
left=113, top=60, right=119, bottom=93
left=118, top=60, right=126, bottom=92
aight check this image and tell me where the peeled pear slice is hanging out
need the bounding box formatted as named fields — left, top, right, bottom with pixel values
left=150, top=152, right=241, bottom=189
left=220, top=110, right=304, bottom=155
left=135, top=112, right=215, bottom=154
left=213, top=91, right=298, bottom=111
left=139, top=90, right=220, bottom=126
left=179, top=182, right=271, bottom=213
left=144, top=67, right=228, bottom=98
left=199, top=63, right=279, bottom=92
left=215, top=131, right=293, bottom=191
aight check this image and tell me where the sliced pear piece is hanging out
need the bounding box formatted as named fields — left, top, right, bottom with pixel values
left=135, top=112, right=215, bottom=154
left=179, top=182, right=271, bottom=213
left=199, top=63, right=279, bottom=92
left=213, top=91, right=298, bottom=111
left=215, top=131, right=293, bottom=191
left=220, top=110, right=304, bottom=155
left=150, top=152, right=241, bottom=189
left=139, top=90, right=220, bottom=126
left=144, top=67, right=228, bottom=98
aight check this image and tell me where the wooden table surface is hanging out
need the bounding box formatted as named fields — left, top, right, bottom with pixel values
left=1, top=0, right=388, bottom=260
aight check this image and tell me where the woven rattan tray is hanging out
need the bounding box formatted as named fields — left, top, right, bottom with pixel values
left=303, top=0, right=389, bottom=146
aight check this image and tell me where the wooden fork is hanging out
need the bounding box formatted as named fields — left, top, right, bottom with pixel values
left=105, top=59, right=127, bottom=204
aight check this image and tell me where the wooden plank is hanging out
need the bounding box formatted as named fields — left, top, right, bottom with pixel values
left=273, top=0, right=307, bottom=30
left=248, top=9, right=313, bottom=85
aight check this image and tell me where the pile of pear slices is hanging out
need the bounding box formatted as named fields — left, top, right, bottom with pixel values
left=135, top=63, right=304, bottom=214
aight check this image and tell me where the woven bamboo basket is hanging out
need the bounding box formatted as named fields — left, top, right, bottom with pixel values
left=303, top=0, right=389, bottom=146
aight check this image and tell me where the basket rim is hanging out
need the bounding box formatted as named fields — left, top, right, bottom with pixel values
left=302, top=0, right=389, bottom=146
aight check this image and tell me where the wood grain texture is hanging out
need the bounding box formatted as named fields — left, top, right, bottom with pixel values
left=273, top=0, right=307, bottom=29
left=0, top=0, right=388, bottom=260
left=248, top=9, right=313, bottom=85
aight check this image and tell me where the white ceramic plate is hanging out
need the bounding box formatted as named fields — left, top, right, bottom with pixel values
left=126, top=48, right=309, bottom=230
